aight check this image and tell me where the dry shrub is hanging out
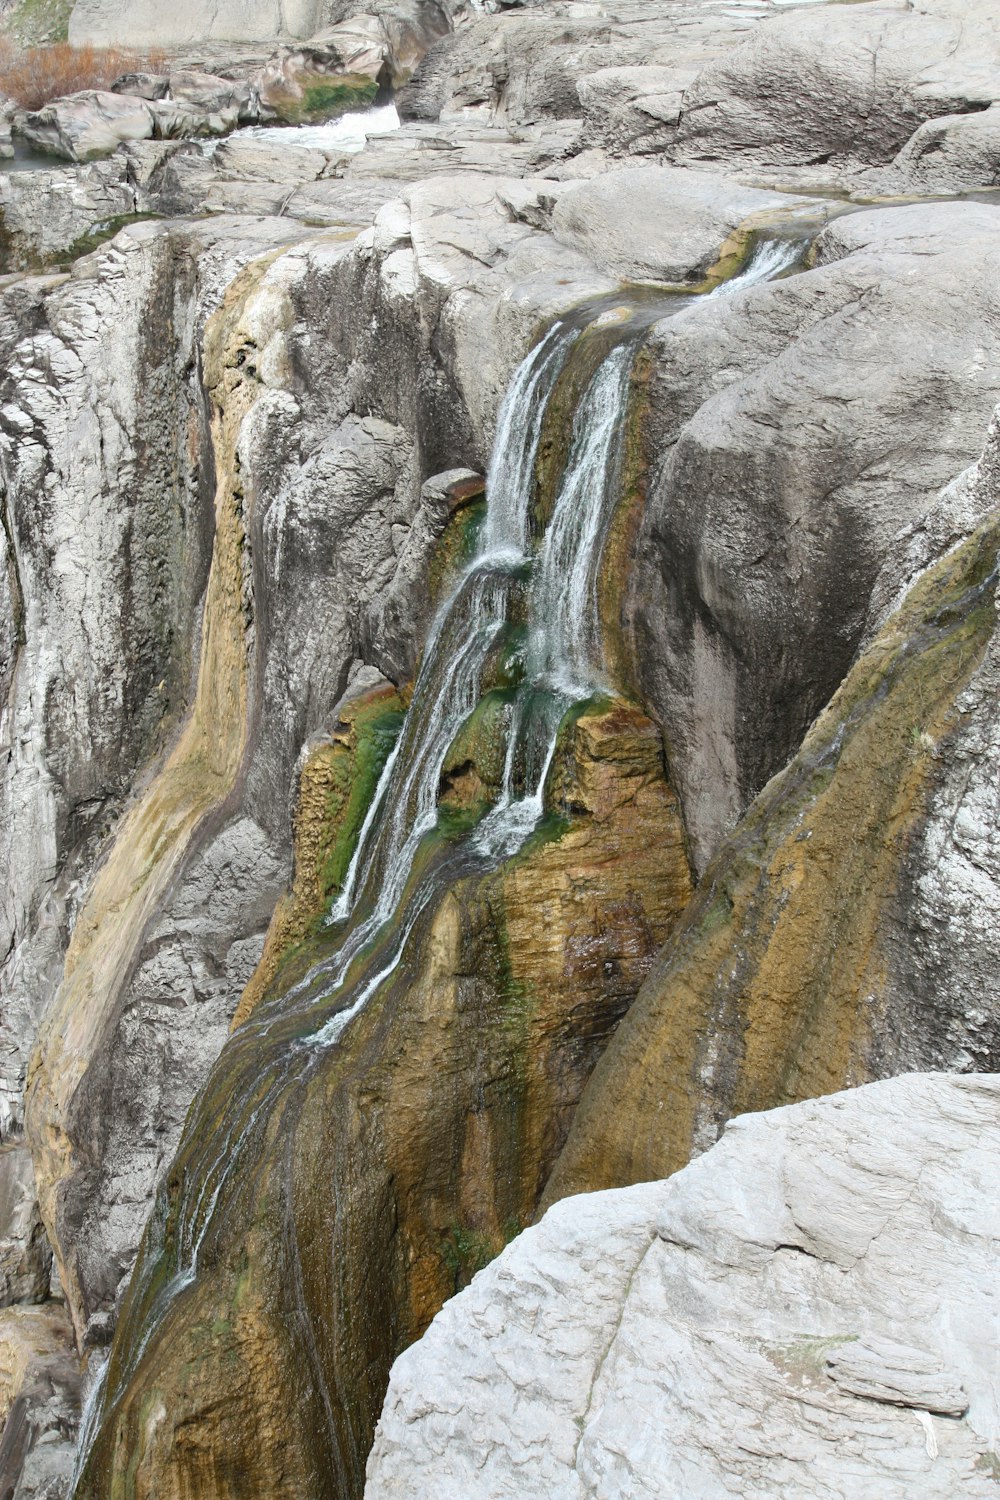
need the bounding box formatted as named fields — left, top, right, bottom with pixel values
left=0, top=39, right=168, bottom=111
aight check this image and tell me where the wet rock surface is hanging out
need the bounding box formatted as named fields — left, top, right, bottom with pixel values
left=547, top=408, right=1000, bottom=1201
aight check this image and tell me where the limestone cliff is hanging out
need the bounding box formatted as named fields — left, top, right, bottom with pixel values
left=0, top=1, right=999, bottom=1497
left=547, top=408, right=1000, bottom=1202
left=68, top=0, right=467, bottom=50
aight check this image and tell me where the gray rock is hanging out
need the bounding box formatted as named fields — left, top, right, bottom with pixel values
left=166, top=70, right=258, bottom=119
left=0, top=1147, right=50, bottom=1308
left=863, top=425, right=1000, bottom=1081
left=363, top=466, right=484, bottom=680
left=69, top=0, right=469, bottom=52
left=0, top=214, right=308, bottom=1303
left=110, top=72, right=170, bottom=102
left=405, top=0, right=1000, bottom=195
left=673, top=3, right=997, bottom=171
left=366, top=1073, right=1000, bottom=1500
left=629, top=200, right=1000, bottom=868
left=0, top=158, right=139, bottom=270
left=16, top=91, right=156, bottom=163
left=0, top=1304, right=80, bottom=1500
left=549, top=165, right=797, bottom=285
left=576, top=62, right=697, bottom=158
left=824, top=1337, right=969, bottom=1418
left=891, top=105, right=1000, bottom=193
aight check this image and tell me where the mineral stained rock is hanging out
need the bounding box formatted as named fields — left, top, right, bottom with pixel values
left=74, top=694, right=693, bottom=1500
left=1, top=0, right=1000, bottom=1496
left=547, top=405, right=1000, bottom=1201
left=367, top=1073, right=1000, bottom=1500
left=629, top=199, right=1000, bottom=867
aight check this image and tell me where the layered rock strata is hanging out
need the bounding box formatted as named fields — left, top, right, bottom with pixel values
left=0, top=0, right=998, bottom=1495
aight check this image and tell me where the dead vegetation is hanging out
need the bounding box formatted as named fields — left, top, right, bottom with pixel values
left=0, top=38, right=166, bottom=110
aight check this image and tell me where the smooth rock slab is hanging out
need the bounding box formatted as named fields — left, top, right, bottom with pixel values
left=549, top=165, right=797, bottom=284
left=366, top=1073, right=1000, bottom=1499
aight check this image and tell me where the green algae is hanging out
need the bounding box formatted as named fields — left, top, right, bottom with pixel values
left=270, top=74, right=378, bottom=126
left=427, top=495, right=486, bottom=606
left=318, top=702, right=405, bottom=906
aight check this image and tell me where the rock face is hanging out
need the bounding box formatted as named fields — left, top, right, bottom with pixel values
left=546, top=407, right=1000, bottom=1203
left=367, top=1073, right=1000, bottom=1500
left=627, top=199, right=1000, bottom=868
left=1, top=0, right=1000, bottom=1497
left=76, top=691, right=692, bottom=1500
left=0, top=1303, right=80, bottom=1500
left=68, top=0, right=467, bottom=49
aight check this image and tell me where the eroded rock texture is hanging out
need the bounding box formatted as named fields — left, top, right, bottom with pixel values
left=628, top=199, right=1000, bottom=866
left=548, top=408, right=1000, bottom=1201
left=368, top=1073, right=1000, bottom=1500
left=0, top=0, right=998, bottom=1496
left=68, top=0, right=468, bottom=50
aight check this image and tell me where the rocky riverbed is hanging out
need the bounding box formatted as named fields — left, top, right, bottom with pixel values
left=0, top=1, right=997, bottom=1497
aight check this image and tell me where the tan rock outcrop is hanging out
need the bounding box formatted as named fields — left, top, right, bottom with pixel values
left=546, top=442, right=1000, bottom=1203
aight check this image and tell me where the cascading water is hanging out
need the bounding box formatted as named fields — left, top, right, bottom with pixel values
left=74, top=228, right=807, bottom=1494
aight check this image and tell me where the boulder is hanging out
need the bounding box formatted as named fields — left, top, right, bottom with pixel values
left=366, top=1073, right=1000, bottom=1500
left=167, top=70, right=258, bottom=117
left=110, top=72, right=170, bottom=101
left=891, top=105, right=1000, bottom=192
left=16, top=90, right=155, bottom=162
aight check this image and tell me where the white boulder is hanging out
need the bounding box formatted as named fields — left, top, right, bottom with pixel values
left=367, top=1073, right=1000, bottom=1499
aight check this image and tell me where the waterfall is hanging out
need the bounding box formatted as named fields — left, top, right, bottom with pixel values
left=73, top=230, right=807, bottom=1489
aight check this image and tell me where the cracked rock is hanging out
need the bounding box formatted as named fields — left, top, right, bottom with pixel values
left=366, top=1073, right=1000, bottom=1500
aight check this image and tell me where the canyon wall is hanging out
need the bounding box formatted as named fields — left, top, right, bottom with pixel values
left=0, top=2, right=998, bottom=1497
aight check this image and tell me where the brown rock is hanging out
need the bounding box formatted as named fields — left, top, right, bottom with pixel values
left=545, top=509, right=1000, bottom=1205
left=77, top=698, right=691, bottom=1500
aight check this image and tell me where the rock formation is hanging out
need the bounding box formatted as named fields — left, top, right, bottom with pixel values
left=546, top=417, right=1000, bottom=1200
left=368, top=1073, right=1000, bottom=1499
left=68, top=0, right=467, bottom=50
left=0, top=0, right=996, bottom=1496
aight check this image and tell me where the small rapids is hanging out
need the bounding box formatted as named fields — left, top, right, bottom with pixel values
left=72, top=227, right=806, bottom=1490
left=236, top=101, right=400, bottom=153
